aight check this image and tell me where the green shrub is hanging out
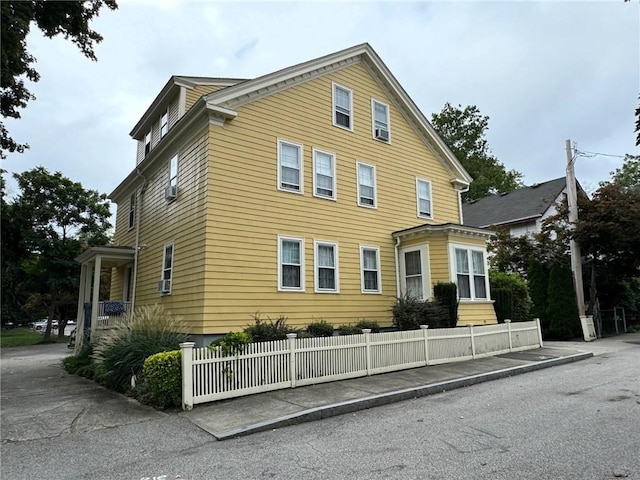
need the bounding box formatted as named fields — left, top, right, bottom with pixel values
left=528, top=259, right=548, bottom=328
left=337, top=324, right=361, bottom=335
left=546, top=263, right=581, bottom=340
left=355, top=319, right=381, bottom=333
left=489, top=270, right=532, bottom=321
left=243, top=313, right=298, bottom=342
left=305, top=319, right=334, bottom=337
left=62, top=343, right=97, bottom=379
left=209, top=331, right=252, bottom=356
left=433, top=282, right=458, bottom=327
left=92, top=304, right=188, bottom=392
left=492, top=288, right=514, bottom=323
left=142, top=350, right=182, bottom=409
left=392, top=296, right=449, bottom=330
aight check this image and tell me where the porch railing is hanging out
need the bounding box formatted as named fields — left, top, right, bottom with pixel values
left=96, top=301, right=133, bottom=329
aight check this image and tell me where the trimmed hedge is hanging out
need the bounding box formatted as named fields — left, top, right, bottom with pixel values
left=142, top=350, right=182, bottom=409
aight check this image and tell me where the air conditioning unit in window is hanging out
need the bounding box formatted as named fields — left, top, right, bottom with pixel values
left=164, top=185, right=177, bottom=200
left=157, top=279, right=171, bottom=293
left=375, top=129, right=389, bottom=142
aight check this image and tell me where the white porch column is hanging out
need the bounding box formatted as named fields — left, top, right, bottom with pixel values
left=90, top=255, right=102, bottom=341
left=74, top=263, right=88, bottom=352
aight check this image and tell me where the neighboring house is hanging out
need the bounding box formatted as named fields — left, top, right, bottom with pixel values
left=462, top=177, right=581, bottom=236
left=75, top=43, right=497, bottom=346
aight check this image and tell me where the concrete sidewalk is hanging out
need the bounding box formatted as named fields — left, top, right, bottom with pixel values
left=180, top=342, right=603, bottom=440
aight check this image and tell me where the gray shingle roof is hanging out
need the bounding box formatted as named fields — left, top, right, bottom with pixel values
left=462, top=177, right=567, bottom=228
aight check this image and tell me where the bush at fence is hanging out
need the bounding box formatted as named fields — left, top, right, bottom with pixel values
left=356, top=319, right=381, bottom=333
left=305, top=319, right=334, bottom=337
left=489, top=270, right=532, bottom=322
left=244, top=313, right=299, bottom=342
left=142, top=350, right=182, bottom=409
left=392, top=296, right=449, bottom=330
left=92, top=304, right=188, bottom=392
left=433, top=282, right=458, bottom=327
left=337, top=324, right=361, bottom=335
left=209, top=331, right=252, bottom=355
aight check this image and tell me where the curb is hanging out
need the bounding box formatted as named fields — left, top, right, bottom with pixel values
left=214, top=351, right=593, bottom=440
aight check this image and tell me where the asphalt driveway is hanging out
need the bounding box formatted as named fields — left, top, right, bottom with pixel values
left=0, top=342, right=165, bottom=443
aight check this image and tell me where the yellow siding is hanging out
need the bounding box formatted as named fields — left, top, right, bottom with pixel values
left=201, top=62, right=464, bottom=332
left=184, top=85, right=226, bottom=112
left=457, top=302, right=497, bottom=325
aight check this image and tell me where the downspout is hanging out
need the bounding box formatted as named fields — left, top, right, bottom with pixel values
left=394, top=236, right=401, bottom=298
left=131, top=168, right=148, bottom=312
left=457, top=185, right=469, bottom=224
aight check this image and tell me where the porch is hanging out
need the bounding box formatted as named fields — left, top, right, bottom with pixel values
left=75, top=246, right=136, bottom=351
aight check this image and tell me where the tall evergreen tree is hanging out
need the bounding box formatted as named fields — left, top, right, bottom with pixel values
left=546, top=263, right=581, bottom=340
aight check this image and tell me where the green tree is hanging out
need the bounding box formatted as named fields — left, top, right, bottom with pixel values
left=527, top=259, right=548, bottom=331
left=431, top=103, right=523, bottom=201
left=546, top=263, right=581, bottom=340
left=3, top=167, right=111, bottom=340
left=488, top=270, right=532, bottom=322
left=1, top=0, right=118, bottom=158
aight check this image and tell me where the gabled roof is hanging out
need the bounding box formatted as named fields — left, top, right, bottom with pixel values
left=462, top=177, right=569, bottom=228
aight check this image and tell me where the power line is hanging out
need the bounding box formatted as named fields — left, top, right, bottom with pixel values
left=574, top=149, right=626, bottom=159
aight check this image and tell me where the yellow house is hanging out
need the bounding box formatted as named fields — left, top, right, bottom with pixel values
left=76, top=44, right=497, bottom=346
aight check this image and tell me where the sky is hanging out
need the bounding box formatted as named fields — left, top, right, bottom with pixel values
left=2, top=0, right=639, bottom=215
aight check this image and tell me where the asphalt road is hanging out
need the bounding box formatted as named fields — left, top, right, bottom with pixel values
left=1, top=340, right=638, bottom=480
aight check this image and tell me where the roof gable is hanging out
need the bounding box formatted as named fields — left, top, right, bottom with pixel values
left=462, top=177, right=569, bottom=228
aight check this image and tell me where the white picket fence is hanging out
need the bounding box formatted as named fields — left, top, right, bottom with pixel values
left=180, top=319, right=543, bottom=410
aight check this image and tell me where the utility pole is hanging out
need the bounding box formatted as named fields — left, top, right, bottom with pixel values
left=565, top=139, right=585, bottom=317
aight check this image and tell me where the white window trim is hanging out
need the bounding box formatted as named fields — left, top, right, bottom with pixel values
left=448, top=243, right=491, bottom=301
left=144, top=131, right=151, bottom=155
left=278, top=235, right=305, bottom=292
left=128, top=192, right=136, bottom=230
left=399, top=243, right=431, bottom=300
left=160, top=109, right=169, bottom=138
left=314, top=240, right=339, bottom=293
left=416, top=177, right=433, bottom=220
left=161, top=242, right=174, bottom=295
left=360, top=245, right=382, bottom=294
left=371, top=98, right=391, bottom=143
left=332, top=82, right=353, bottom=132
left=356, top=161, right=377, bottom=209
left=312, top=147, right=337, bottom=201
left=277, top=139, right=304, bottom=195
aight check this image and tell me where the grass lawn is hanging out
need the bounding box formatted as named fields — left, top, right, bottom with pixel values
left=0, top=328, right=69, bottom=347
left=1, top=328, right=44, bottom=347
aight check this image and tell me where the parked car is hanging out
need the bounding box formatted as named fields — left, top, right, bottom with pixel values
left=33, top=319, right=58, bottom=331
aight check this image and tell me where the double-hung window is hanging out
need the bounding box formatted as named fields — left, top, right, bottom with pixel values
left=313, top=148, right=336, bottom=200
left=400, top=245, right=430, bottom=300
left=160, top=110, right=168, bottom=138
left=165, top=154, right=178, bottom=200
left=278, top=140, right=303, bottom=193
left=357, top=162, right=376, bottom=208
left=160, top=243, right=174, bottom=294
left=453, top=247, right=488, bottom=300
left=315, top=241, right=338, bottom=293
left=278, top=236, right=304, bottom=291
left=372, top=99, right=390, bottom=142
left=416, top=178, right=433, bottom=219
left=333, top=83, right=353, bottom=130
left=128, top=192, right=136, bottom=230
left=360, top=246, right=381, bottom=293
left=144, top=131, right=152, bottom=155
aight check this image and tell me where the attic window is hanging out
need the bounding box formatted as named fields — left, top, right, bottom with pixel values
left=160, top=110, right=168, bottom=138
left=144, top=131, right=151, bottom=155
left=333, top=83, right=353, bottom=131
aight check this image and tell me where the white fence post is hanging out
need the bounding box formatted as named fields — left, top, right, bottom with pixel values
left=287, top=333, right=298, bottom=388
left=420, top=325, right=429, bottom=366
left=362, top=329, right=372, bottom=375
left=535, top=318, right=544, bottom=347
left=469, top=325, right=476, bottom=359
left=180, top=342, right=195, bottom=411
left=505, top=319, right=513, bottom=352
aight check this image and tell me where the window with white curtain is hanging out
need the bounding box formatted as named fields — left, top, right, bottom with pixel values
left=315, top=241, right=338, bottom=292
left=313, top=149, right=336, bottom=199
left=160, top=110, right=168, bottom=138
left=144, top=131, right=151, bottom=155
left=453, top=246, right=488, bottom=300
left=416, top=178, right=432, bottom=218
left=169, top=154, right=178, bottom=188
left=399, top=244, right=430, bottom=300
left=278, top=140, right=303, bottom=193
left=333, top=83, right=353, bottom=130
left=360, top=246, right=381, bottom=293
left=357, top=162, right=376, bottom=207
left=278, top=236, right=304, bottom=291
